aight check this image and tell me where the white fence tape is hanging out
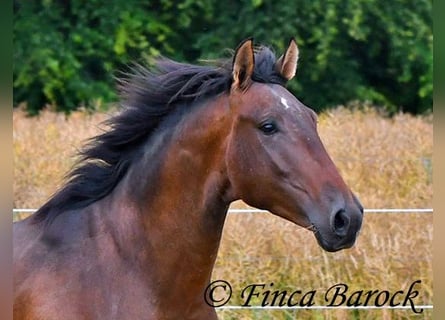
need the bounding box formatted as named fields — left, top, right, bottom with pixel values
left=13, top=208, right=434, bottom=214
left=217, top=305, right=433, bottom=310
left=12, top=207, right=433, bottom=311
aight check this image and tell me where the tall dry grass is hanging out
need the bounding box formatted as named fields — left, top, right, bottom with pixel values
left=13, top=106, right=432, bottom=319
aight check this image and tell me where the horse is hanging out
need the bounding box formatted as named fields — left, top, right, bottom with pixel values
left=13, top=38, right=363, bottom=319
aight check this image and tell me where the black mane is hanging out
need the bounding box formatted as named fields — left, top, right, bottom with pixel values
left=32, top=46, right=287, bottom=225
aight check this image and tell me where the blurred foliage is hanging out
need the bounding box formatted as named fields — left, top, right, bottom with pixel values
left=14, top=0, right=432, bottom=115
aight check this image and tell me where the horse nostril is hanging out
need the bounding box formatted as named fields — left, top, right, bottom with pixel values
left=332, top=209, right=350, bottom=237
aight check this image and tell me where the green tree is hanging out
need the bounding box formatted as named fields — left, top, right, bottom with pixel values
left=191, top=0, right=432, bottom=114
left=14, top=0, right=432, bottom=115
left=13, top=0, right=210, bottom=113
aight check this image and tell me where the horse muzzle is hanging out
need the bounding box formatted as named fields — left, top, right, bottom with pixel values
left=312, top=201, right=364, bottom=252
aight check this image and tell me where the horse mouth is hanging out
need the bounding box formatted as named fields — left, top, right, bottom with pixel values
left=310, top=224, right=358, bottom=252
left=305, top=203, right=363, bottom=252
left=271, top=204, right=361, bottom=252
left=305, top=224, right=318, bottom=233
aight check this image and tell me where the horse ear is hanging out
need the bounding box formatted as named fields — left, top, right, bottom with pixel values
left=275, top=38, right=299, bottom=81
left=232, top=38, right=255, bottom=91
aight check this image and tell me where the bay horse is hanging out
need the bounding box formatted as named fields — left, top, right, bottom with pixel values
left=13, top=38, right=363, bottom=319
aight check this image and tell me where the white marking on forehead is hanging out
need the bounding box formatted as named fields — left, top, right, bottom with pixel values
left=269, top=86, right=302, bottom=114
left=280, top=97, right=291, bottom=110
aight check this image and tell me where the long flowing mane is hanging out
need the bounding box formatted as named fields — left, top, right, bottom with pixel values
left=32, top=46, right=287, bottom=225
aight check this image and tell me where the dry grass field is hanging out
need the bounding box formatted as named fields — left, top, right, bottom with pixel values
left=13, top=106, right=432, bottom=319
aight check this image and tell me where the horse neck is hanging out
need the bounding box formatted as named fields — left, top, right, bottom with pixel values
left=111, top=95, right=233, bottom=306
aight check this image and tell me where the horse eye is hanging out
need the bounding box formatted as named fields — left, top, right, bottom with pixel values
left=259, top=121, right=278, bottom=135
